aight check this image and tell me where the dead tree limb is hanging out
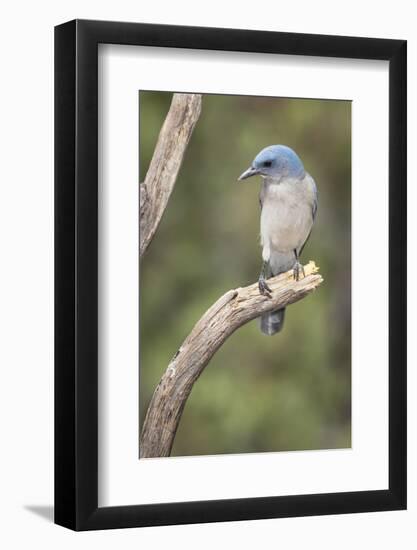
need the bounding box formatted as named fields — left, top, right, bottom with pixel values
left=140, top=261, right=323, bottom=458
left=140, top=93, right=202, bottom=258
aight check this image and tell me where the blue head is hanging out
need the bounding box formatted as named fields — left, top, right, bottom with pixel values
left=238, top=145, right=305, bottom=181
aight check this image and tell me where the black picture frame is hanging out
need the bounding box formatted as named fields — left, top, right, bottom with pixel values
left=55, top=19, right=407, bottom=531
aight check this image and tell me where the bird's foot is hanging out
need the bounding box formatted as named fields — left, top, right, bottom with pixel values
left=293, top=261, right=305, bottom=281
left=258, top=276, right=272, bottom=298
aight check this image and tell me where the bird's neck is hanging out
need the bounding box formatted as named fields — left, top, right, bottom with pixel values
left=262, top=175, right=305, bottom=200
left=263, top=175, right=283, bottom=186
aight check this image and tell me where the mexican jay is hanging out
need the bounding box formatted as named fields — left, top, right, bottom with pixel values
left=238, top=145, right=318, bottom=335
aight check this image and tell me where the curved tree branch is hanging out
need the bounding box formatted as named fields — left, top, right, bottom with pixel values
left=140, top=93, right=202, bottom=258
left=140, top=261, right=323, bottom=458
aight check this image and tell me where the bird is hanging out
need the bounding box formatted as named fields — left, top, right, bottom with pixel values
left=238, top=145, right=318, bottom=335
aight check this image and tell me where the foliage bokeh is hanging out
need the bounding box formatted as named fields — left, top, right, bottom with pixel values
left=139, top=92, right=351, bottom=457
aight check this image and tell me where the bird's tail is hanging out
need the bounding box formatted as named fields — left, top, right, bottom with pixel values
left=260, top=308, right=286, bottom=336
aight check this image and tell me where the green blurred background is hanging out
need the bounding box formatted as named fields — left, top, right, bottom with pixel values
left=139, top=92, right=351, bottom=457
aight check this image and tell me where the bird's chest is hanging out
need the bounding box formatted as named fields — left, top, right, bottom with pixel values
left=260, top=179, right=312, bottom=252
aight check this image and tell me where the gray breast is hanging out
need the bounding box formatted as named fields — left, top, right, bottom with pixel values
left=260, top=173, right=316, bottom=272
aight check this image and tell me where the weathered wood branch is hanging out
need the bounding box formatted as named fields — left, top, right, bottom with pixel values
left=140, top=93, right=202, bottom=258
left=140, top=261, right=323, bottom=458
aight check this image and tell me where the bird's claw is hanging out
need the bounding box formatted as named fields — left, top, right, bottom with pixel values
left=293, top=261, right=305, bottom=281
left=259, top=277, right=272, bottom=298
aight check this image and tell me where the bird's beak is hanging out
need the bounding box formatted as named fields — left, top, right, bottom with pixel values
left=238, top=166, right=260, bottom=181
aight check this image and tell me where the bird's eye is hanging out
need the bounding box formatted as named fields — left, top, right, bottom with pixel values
left=263, top=161, right=272, bottom=167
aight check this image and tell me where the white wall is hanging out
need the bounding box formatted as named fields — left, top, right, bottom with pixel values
left=0, top=1, right=415, bottom=548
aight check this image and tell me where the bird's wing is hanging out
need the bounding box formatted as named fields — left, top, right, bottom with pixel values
left=312, top=185, right=318, bottom=221
left=299, top=176, right=318, bottom=256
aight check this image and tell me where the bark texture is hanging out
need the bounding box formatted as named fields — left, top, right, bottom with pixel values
left=140, top=93, right=202, bottom=258
left=140, top=261, right=323, bottom=458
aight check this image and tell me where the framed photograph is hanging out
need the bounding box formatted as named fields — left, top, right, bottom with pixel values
left=55, top=19, right=406, bottom=530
